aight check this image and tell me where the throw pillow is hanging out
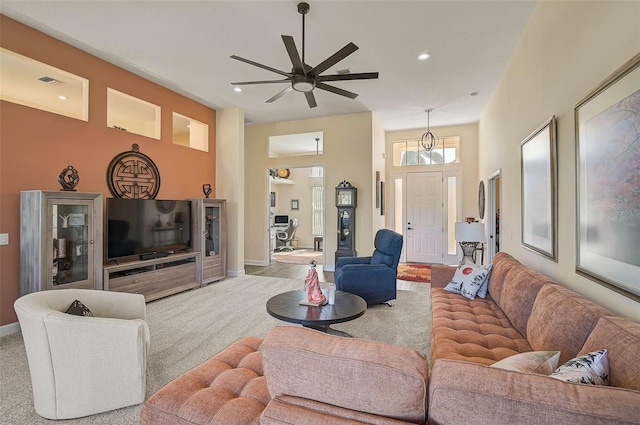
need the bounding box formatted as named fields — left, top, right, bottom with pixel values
left=491, top=351, right=561, bottom=375
left=444, top=263, right=492, bottom=300
left=65, top=300, right=94, bottom=317
left=475, top=264, right=493, bottom=298
left=549, top=349, right=610, bottom=386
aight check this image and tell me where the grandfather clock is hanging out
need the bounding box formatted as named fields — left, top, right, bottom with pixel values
left=335, top=181, right=357, bottom=263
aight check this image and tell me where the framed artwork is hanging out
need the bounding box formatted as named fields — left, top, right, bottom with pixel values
left=270, top=192, right=276, bottom=208
left=521, top=116, right=557, bottom=261
left=291, top=199, right=299, bottom=210
left=375, top=171, right=381, bottom=208
left=575, top=53, right=640, bottom=300
left=380, top=181, right=385, bottom=216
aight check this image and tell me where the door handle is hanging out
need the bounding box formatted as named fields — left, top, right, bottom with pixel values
left=407, top=227, right=413, bottom=230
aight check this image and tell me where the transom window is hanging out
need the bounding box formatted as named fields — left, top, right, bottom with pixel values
left=392, top=136, right=460, bottom=166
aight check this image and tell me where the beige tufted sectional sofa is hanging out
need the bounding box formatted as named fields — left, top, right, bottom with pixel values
left=140, top=252, right=640, bottom=425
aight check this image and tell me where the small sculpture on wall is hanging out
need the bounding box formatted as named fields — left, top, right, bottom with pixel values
left=203, top=183, right=212, bottom=198
left=58, top=165, right=80, bottom=191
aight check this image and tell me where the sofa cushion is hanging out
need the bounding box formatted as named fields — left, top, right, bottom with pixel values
left=140, top=336, right=268, bottom=425
left=431, top=288, right=532, bottom=365
left=550, top=349, right=610, bottom=386
left=497, top=266, right=553, bottom=337
left=491, top=351, right=560, bottom=375
left=261, top=396, right=416, bottom=425
left=428, top=359, right=640, bottom=425
left=579, top=316, right=640, bottom=391
left=527, top=284, right=611, bottom=364
left=261, top=326, right=428, bottom=423
left=486, top=252, right=522, bottom=305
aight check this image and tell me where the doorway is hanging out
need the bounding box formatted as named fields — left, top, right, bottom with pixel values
left=391, top=170, right=460, bottom=264
left=267, top=166, right=325, bottom=265
left=487, top=170, right=501, bottom=262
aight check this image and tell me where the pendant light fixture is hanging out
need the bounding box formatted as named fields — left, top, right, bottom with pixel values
left=419, top=108, right=439, bottom=152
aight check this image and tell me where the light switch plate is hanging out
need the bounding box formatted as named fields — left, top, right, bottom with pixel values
left=0, top=233, right=8, bottom=245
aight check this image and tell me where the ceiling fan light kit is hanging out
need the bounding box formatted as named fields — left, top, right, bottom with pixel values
left=230, top=2, right=379, bottom=108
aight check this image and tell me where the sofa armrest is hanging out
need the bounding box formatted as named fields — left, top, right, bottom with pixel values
left=336, top=256, right=372, bottom=268
left=261, top=326, right=429, bottom=423
left=430, top=265, right=456, bottom=288
left=428, top=359, right=640, bottom=425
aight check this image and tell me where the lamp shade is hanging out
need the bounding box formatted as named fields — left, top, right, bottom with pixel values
left=455, top=222, right=485, bottom=242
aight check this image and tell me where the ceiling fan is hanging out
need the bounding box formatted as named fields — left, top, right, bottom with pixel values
left=230, top=2, right=379, bottom=108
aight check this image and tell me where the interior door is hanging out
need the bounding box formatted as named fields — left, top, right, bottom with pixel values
left=406, top=172, right=443, bottom=263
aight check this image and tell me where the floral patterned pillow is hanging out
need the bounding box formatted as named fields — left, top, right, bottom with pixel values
left=444, top=263, right=492, bottom=300
left=549, top=349, right=610, bottom=385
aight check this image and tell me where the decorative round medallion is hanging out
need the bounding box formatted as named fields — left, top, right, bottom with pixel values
left=277, top=168, right=290, bottom=178
left=107, top=144, right=160, bottom=199
left=478, top=180, right=485, bottom=220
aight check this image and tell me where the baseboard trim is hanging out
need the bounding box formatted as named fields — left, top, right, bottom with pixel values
left=244, top=259, right=269, bottom=266
left=227, top=269, right=245, bottom=277
left=0, top=322, right=20, bottom=337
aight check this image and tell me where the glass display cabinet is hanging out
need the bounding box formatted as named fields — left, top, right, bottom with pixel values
left=190, top=198, right=226, bottom=285
left=20, top=191, right=103, bottom=294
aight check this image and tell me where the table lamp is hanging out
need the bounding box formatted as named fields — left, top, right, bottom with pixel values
left=455, top=222, right=485, bottom=264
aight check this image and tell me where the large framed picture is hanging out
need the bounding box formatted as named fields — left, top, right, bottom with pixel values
left=575, top=53, right=640, bottom=300
left=521, top=116, right=557, bottom=261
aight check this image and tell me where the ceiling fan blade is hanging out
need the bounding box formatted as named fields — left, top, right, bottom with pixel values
left=282, top=35, right=305, bottom=74
left=317, top=72, right=379, bottom=82
left=309, top=42, right=358, bottom=75
left=266, top=86, right=293, bottom=103
left=230, top=55, right=291, bottom=78
left=316, top=82, right=358, bottom=99
left=305, top=91, right=317, bottom=108
left=231, top=79, right=291, bottom=85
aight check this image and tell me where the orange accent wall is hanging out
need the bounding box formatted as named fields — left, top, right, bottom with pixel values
left=0, top=16, right=217, bottom=326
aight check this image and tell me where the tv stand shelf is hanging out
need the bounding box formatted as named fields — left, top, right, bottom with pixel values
left=103, top=252, right=199, bottom=302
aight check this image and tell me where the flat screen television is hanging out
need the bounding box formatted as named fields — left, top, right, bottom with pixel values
left=106, top=198, right=192, bottom=261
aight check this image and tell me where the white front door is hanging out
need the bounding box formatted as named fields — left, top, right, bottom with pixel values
left=405, top=172, right=443, bottom=263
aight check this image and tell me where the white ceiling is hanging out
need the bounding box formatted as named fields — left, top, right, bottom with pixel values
left=0, top=0, right=536, bottom=131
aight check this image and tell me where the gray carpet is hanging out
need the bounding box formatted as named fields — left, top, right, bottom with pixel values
left=0, top=275, right=431, bottom=424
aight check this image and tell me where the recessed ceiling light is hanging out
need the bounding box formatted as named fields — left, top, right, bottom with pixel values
left=57, top=95, right=68, bottom=101
left=416, top=52, right=431, bottom=61
left=233, top=87, right=242, bottom=92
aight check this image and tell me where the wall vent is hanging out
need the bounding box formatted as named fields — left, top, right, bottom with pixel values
left=38, top=76, right=63, bottom=85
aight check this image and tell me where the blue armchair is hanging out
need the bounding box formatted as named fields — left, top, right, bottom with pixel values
left=334, top=229, right=404, bottom=305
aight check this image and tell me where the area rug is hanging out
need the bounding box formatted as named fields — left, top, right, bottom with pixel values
left=272, top=249, right=323, bottom=265
left=397, top=263, right=431, bottom=283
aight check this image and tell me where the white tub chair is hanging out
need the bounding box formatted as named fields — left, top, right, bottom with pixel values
left=14, top=289, right=149, bottom=419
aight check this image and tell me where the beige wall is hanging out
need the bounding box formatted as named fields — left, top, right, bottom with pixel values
left=245, top=113, right=376, bottom=269
left=372, top=114, right=387, bottom=231
left=479, top=1, right=640, bottom=321
left=385, top=122, right=479, bottom=221
left=216, top=107, right=245, bottom=276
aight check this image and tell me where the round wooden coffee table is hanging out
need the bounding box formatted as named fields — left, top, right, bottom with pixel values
left=266, top=290, right=366, bottom=334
